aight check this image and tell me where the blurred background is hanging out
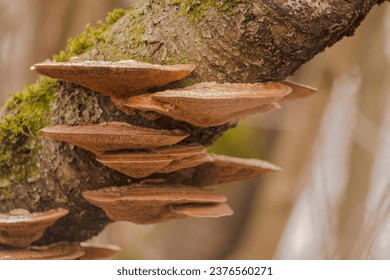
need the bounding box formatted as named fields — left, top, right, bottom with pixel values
left=1, top=0, right=390, bottom=260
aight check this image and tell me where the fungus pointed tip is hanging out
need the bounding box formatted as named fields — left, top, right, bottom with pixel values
left=282, top=81, right=318, bottom=101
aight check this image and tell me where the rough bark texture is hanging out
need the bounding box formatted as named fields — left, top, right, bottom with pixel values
left=0, top=0, right=386, bottom=246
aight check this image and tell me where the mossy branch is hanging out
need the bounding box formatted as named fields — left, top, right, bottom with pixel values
left=0, top=78, right=58, bottom=190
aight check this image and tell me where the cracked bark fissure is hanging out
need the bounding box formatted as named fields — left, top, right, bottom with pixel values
left=0, top=0, right=386, bottom=246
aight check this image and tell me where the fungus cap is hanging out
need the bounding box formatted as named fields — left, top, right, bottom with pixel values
left=97, top=145, right=211, bottom=178
left=39, top=122, right=188, bottom=154
left=0, top=208, right=69, bottom=248
left=125, top=82, right=290, bottom=127
left=82, top=185, right=229, bottom=224
left=169, top=154, right=281, bottom=187
left=31, top=60, right=196, bottom=98
left=193, top=154, right=281, bottom=186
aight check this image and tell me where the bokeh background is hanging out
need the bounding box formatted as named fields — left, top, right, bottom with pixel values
left=1, top=0, right=390, bottom=260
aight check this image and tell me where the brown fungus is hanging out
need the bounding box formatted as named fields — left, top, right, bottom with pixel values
left=154, top=144, right=207, bottom=158
left=281, top=81, right=318, bottom=101
left=172, top=202, right=233, bottom=218
left=159, top=154, right=213, bottom=174
left=31, top=60, right=196, bottom=99
left=168, top=154, right=281, bottom=187
left=24, top=57, right=317, bottom=245
left=97, top=144, right=212, bottom=178
left=79, top=243, right=121, bottom=260
left=0, top=208, right=69, bottom=248
left=192, top=154, right=281, bottom=186
left=97, top=153, right=172, bottom=178
left=125, top=82, right=291, bottom=127
left=39, top=122, right=188, bottom=154
left=0, top=242, right=84, bottom=260
left=82, top=185, right=229, bottom=224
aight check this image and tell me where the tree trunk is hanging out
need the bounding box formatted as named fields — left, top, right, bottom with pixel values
left=0, top=0, right=386, bottom=246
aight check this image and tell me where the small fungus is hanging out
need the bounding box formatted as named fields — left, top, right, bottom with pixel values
left=0, top=242, right=84, bottom=260
left=125, top=82, right=291, bottom=127
left=82, top=184, right=230, bottom=224
left=0, top=208, right=69, bottom=248
left=97, top=144, right=212, bottom=178
left=79, top=243, right=121, bottom=260
left=31, top=60, right=196, bottom=99
left=39, top=122, right=188, bottom=154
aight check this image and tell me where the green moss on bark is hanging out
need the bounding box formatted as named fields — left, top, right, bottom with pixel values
left=0, top=78, right=58, bottom=190
left=91, top=7, right=149, bottom=62
left=172, top=0, right=240, bottom=21
left=52, top=5, right=153, bottom=63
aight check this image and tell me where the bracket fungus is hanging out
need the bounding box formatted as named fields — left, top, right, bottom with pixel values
left=82, top=185, right=232, bottom=224
left=96, top=144, right=212, bottom=178
left=190, top=155, right=282, bottom=187
left=0, top=242, right=84, bottom=260
left=22, top=57, right=317, bottom=259
left=31, top=60, right=196, bottom=99
left=32, top=60, right=316, bottom=124
left=124, top=82, right=291, bottom=127
left=0, top=208, right=69, bottom=248
left=39, top=122, right=188, bottom=154
left=163, top=154, right=281, bottom=187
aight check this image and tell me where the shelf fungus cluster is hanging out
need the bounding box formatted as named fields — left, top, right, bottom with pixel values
left=0, top=60, right=316, bottom=259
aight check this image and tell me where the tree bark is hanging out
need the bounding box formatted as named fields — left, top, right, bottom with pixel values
left=0, top=0, right=386, bottom=246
